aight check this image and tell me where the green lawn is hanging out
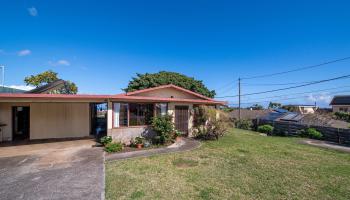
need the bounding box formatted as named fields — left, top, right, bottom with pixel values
left=106, top=128, right=350, bottom=200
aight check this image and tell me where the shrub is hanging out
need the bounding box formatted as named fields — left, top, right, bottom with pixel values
left=257, top=124, right=274, bottom=134
left=134, top=136, right=144, bottom=144
left=235, top=119, right=252, bottom=130
left=100, top=136, right=112, bottom=146
left=104, top=142, right=123, bottom=153
left=152, top=115, right=175, bottom=144
left=306, top=128, right=323, bottom=139
left=174, top=130, right=182, bottom=137
left=297, top=129, right=308, bottom=137
left=192, top=106, right=232, bottom=140
left=334, top=112, right=350, bottom=122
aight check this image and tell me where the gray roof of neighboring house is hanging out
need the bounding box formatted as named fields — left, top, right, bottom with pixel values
left=330, top=95, right=350, bottom=105
left=0, top=86, right=26, bottom=93
left=26, top=79, right=65, bottom=94
left=230, top=109, right=272, bottom=120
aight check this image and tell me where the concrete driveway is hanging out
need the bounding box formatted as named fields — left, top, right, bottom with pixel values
left=0, top=139, right=104, bottom=200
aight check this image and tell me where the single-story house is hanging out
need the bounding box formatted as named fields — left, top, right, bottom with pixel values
left=0, top=86, right=26, bottom=93
left=0, top=84, right=225, bottom=143
left=0, top=79, right=66, bottom=94
left=330, top=95, right=350, bottom=112
left=283, top=104, right=318, bottom=114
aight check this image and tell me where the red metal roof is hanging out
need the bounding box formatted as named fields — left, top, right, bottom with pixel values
left=125, top=84, right=213, bottom=100
left=0, top=86, right=226, bottom=105
left=0, top=93, right=111, bottom=99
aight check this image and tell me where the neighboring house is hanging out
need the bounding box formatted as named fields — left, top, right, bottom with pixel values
left=0, top=84, right=225, bottom=143
left=0, top=79, right=66, bottom=94
left=283, top=104, right=318, bottom=114
left=230, top=109, right=272, bottom=120
left=330, top=95, right=350, bottom=112
left=259, top=109, right=349, bottom=129
left=0, top=86, right=26, bottom=94
left=25, top=79, right=66, bottom=94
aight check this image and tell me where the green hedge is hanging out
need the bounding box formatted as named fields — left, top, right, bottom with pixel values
left=257, top=124, right=274, bottom=134
left=334, top=112, right=350, bottom=122
left=105, top=142, right=123, bottom=153
left=235, top=119, right=253, bottom=130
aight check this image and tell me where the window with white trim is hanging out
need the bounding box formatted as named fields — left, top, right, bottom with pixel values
left=113, top=103, right=128, bottom=127
left=155, top=103, right=168, bottom=116
left=113, top=102, right=156, bottom=127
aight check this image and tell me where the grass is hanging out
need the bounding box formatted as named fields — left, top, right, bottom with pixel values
left=106, top=128, right=350, bottom=200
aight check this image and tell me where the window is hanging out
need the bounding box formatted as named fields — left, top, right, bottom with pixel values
left=340, top=107, right=349, bottom=112
left=155, top=103, right=168, bottom=116
left=119, top=103, right=128, bottom=126
left=129, top=103, right=154, bottom=126
left=114, top=102, right=155, bottom=127
left=113, top=103, right=128, bottom=127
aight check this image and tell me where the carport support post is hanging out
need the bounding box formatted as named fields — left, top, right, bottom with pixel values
left=238, top=77, right=241, bottom=120
left=107, top=100, right=113, bottom=137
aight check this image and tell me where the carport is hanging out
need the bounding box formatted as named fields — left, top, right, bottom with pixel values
left=0, top=94, right=108, bottom=142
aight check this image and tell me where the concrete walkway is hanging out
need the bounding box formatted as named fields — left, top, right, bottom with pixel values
left=301, top=139, right=350, bottom=153
left=0, top=139, right=104, bottom=200
left=106, top=138, right=201, bottom=161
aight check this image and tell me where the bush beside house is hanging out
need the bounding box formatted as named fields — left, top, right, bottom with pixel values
left=105, top=142, right=123, bottom=153
left=298, top=128, right=323, bottom=140
left=257, top=124, right=274, bottom=135
left=192, top=106, right=232, bottom=140
left=334, top=112, right=350, bottom=122
left=100, top=136, right=123, bottom=153
left=235, top=119, right=253, bottom=130
left=151, top=115, right=176, bottom=144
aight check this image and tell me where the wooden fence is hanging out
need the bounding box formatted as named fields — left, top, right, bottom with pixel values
left=254, top=119, right=350, bottom=146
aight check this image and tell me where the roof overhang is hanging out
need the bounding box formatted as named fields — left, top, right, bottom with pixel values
left=0, top=93, right=226, bottom=105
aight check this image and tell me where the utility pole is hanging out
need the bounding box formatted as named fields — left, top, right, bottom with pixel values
left=238, top=77, right=241, bottom=120
left=0, top=65, right=4, bottom=87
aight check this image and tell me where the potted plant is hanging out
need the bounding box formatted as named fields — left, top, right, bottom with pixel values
left=135, top=136, right=144, bottom=149
left=174, top=130, right=183, bottom=142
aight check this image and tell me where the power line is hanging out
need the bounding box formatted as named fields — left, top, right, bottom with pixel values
left=214, top=80, right=237, bottom=92
left=216, top=74, right=350, bottom=98
left=241, top=85, right=350, bottom=101
left=228, top=90, right=350, bottom=106
left=216, top=85, right=236, bottom=96
left=241, top=81, right=314, bottom=86
left=240, top=56, right=350, bottom=80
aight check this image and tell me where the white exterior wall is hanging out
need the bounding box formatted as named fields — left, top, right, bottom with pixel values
left=0, top=102, right=30, bottom=141
left=332, top=105, right=350, bottom=112
left=131, top=87, right=202, bottom=99
left=107, top=102, right=195, bottom=143
left=0, top=102, right=90, bottom=141
left=30, top=103, right=90, bottom=139
left=168, top=102, right=194, bottom=136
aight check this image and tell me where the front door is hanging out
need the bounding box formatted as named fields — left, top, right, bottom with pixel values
left=90, top=103, right=107, bottom=139
left=175, top=106, right=189, bottom=135
left=12, top=106, right=30, bottom=140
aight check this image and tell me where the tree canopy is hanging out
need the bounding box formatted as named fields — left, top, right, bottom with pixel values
left=248, top=104, right=264, bottom=110
left=24, top=70, right=78, bottom=94
left=124, top=71, right=216, bottom=98
left=268, top=102, right=282, bottom=109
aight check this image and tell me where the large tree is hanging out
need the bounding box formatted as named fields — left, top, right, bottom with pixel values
left=24, top=70, right=78, bottom=94
left=248, top=104, right=264, bottom=110
left=124, top=71, right=216, bottom=98
left=268, top=102, right=282, bottom=109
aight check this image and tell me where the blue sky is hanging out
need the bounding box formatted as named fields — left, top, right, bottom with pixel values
left=1, top=0, right=350, bottom=107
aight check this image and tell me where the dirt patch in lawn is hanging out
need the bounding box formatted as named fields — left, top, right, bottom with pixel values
left=172, top=158, right=199, bottom=168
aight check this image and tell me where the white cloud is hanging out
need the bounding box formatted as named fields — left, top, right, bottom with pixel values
left=306, top=93, right=332, bottom=104
left=28, top=7, right=38, bottom=16
left=48, top=59, right=71, bottom=66
left=17, top=49, right=31, bottom=56
left=6, top=85, right=35, bottom=91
